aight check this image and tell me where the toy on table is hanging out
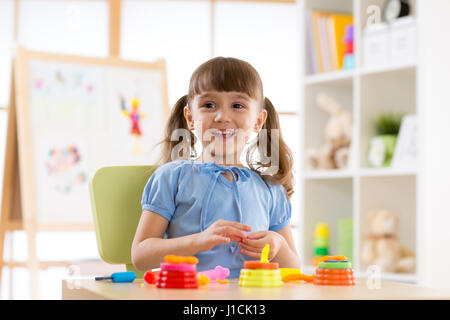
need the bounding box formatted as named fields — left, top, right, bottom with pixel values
left=144, top=269, right=160, bottom=285
left=313, top=223, right=330, bottom=267
left=156, top=255, right=199, bottom=289
left=238, top=244, right=283, bottom=288
left=313, top=255, right=355, bottom=286
left=342, top=24, right=355, bottom=70
left=198, top=265, right=230, bottom=281
left=95, top=271, right=136, bottom=283
left=279, top=268, right=315, bottom=283
left=197, top=274, right=211, bottom=286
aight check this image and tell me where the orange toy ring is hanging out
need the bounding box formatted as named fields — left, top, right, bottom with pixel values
left=283, top=274, right=315, bottom=283
left=164, top=255, right=199, bottom=264
left=217, top=278, right=229, bottom=284
left=244, top=261, right=279, bottom=269
left=315, top=255, right=348, bottom=264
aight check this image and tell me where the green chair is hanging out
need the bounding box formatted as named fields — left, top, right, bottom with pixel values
left=89, top=165, right=158, bottom=278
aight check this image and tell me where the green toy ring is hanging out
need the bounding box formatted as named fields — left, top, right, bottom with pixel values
left=318, top=261, right=352, bottom=269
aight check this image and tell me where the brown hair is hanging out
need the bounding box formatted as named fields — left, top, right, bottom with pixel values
left=154, top=57, right=294, bottom=199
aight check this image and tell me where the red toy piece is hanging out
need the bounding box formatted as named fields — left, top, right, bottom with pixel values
left=144, top=270, right=160, bottom=284
left=156, top=255, right=199, bottom=289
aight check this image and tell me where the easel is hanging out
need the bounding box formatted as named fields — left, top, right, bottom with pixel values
left=0, top=0, right=134, bottom=299
left=0, top=58, right=97, bottom=299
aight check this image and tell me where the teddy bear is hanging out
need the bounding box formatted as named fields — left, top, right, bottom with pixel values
left=361, top=209, right=415, bottom=273
left=306, top=92, right=353, bottom=170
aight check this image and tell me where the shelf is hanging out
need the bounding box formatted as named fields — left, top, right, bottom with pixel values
left=360, top=61, right=417, bottom=77
left=304, top=169, right=354, bottom=180
left=300, top=0, right=420, bottom=287
left=303, top=62, right=416, bottom=86
left=304, top=69, right=354, bottom=85
left=358, top=167, right=417, bottom=177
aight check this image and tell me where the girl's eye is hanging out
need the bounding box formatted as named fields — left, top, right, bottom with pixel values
left=233, top=104, right=245, bottom=109
left=204, top=103, right=215, bottom=109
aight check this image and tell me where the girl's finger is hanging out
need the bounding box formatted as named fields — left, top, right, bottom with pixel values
left=238, top=242, right=262, bottom=254
left=246, top=231, right=268, bottom=240
left=216, top=226, right=247, bottom=240
left=218, top=220, right=252, bottom=232
left=242, top=237, right=267, bottom=248
left=239, top=248, right=260, bottom=259
left=210, top=235, right=230, bottom=246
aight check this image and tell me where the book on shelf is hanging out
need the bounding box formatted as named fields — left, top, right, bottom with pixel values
left=305, top=9, right=353, bottom=75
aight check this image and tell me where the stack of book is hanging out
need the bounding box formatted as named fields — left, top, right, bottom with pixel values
left=305, top=10, right=353, bottom=74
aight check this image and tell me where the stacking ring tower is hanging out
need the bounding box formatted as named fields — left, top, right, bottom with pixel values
left=239, top=244, right=283, bottom=288
left=156, top=255, right=199, bottom=289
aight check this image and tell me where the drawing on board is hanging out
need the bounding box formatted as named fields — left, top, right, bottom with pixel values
left=20, top=53, right=168, bottom=224
left=120, top=95, right=147, bottom=154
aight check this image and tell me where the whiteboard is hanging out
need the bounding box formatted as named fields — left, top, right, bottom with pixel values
left=16, top=49, right=169, bottom=224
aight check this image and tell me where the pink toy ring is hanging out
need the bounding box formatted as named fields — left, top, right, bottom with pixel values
left=160, top=262, right=197, bottom=272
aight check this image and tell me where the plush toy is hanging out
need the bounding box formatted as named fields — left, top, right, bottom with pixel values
left=361, top=209, right=415, bottom=273
left=306, top=93, right=353, bottom=170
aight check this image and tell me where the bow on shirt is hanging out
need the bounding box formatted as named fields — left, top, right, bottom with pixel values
left=198, top=162, right=251, bottom=253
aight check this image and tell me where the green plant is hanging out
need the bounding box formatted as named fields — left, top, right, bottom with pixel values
left=375, top=113, right=403, bottom=135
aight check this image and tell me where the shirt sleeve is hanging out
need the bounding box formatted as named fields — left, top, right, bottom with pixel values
left=268, top=184, right=292, bottom=231
left=141, top=162, right=182, bottom=221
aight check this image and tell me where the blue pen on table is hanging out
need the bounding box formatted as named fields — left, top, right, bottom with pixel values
left=95, top=271, right=136, bottom=283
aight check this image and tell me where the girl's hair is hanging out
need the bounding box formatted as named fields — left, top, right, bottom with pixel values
left=155, top=57, right=294, bottom=199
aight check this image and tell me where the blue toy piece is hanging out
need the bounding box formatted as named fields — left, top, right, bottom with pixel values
left=95, top=271, right=136, bottom=283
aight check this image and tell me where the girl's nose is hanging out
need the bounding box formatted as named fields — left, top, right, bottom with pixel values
left=214, top=108, right=231, bottom=122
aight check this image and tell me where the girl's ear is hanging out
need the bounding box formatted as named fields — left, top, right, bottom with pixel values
left=184, top=106, right=194, bottom=130
left=254, top=109, right=268, bottom=132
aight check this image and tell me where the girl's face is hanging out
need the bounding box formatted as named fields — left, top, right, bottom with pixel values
left=184, top=90, right=267, bottom=164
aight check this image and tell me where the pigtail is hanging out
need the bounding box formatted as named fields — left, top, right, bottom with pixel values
left=246, top=97, right=295, bottom=200
left=154, top=95, right=198, bottom=165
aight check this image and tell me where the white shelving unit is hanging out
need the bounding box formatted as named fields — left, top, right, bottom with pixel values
left=298, top=0, right=419, bottom=284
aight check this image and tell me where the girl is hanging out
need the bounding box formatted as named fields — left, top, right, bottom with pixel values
left=131, top=57, right=301, bottom=278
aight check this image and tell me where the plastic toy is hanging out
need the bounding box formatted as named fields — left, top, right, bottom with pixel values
left=313, top=223, right=330, bottom=267
left=238, top=244, right=283, bottom=288
left=156, top=255, right=199, bottom=289
left=95, top=271, right=136, bottom=283
left=144, top=270, right=160, bottom=284
left=197, top=274, right=210, bottom=286
left=198, top=265, right=230, bottom=281
left=342, top=24, right=355, bottom=70
left=313, top=255, right=355, bottom=286
left=165, top=255, right=199, bottom=264
left=283, top=273, right=315, bottom=283
left=216, top=278, right=229, bottom=284
left=160, top=262, right=197, bottom=272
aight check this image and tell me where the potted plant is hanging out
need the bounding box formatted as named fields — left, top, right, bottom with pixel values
left=368, top=113, right=403, bottom=168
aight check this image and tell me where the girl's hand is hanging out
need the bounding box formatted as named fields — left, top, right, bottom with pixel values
left=238, top=231, right=287, bottom=260
left=195, top=219, right=251, bottom=252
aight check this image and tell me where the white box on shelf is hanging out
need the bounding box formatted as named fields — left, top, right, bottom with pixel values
left=389, top=16, right=417, bottom=64
left=363, top=23, right=390, bottom=68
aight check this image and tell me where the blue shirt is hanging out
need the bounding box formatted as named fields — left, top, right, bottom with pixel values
left=141, top=159, right=292, bottom=278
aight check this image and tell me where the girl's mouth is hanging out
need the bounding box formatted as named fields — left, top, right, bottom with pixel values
left=211, top=129, right=236, bottom=140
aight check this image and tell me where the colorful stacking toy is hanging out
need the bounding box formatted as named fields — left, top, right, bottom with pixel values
left=156, top=255, right=199, bottom=289
left=239, top=244, right=283, bottom=288
left=313, top=222, right=330, bottom=267
left=313, top=255, right=355, bottom=286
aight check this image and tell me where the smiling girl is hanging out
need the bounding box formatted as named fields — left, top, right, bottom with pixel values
left=131, top=57, right=301, bottom=278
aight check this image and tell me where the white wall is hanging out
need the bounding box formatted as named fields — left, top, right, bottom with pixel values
left=418, top=0, right=450, bottom=290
